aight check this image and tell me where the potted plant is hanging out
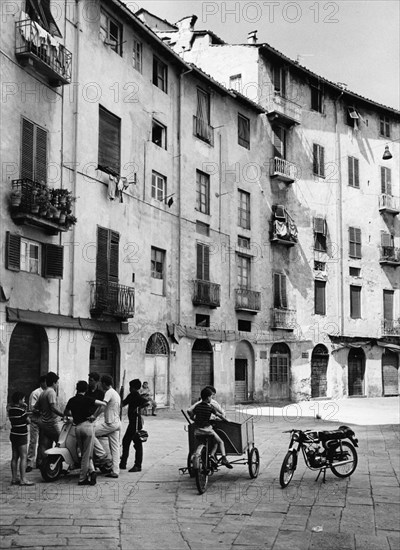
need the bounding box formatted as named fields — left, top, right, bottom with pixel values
left=37, top=188, right=50, bottom=216
left=65, top=214, right=77, bottom=228
left=11, top=188, right=22, bottom=207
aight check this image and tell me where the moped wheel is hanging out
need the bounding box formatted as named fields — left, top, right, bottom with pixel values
left=41, top=455, right=63, bottom=482
left=248, top=447, right=260, bottom=479
left=279, top=451, right=297, bottom=488
left=330, top=442, right=358, bottom=478
left=195, top=446, right=209, bottom=494
left=187, top=452, right=195, bottom=478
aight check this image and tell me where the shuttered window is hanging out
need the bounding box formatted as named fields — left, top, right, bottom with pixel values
left=383, top=290, right=394, bottom=321
left=42, top=244, right=63, bottom=279
left=381, top=167, right=392, bottom=195
left=5, top=232, right=63, bottom=278
left=349, top=227, right=361, bottom=258
left=96, top=226, right=119, bottom=284
left=314, top=217, right=327, bottom=252
left=381, top=232, right=393, bottom=247
left=379, top=115, right=390, bottom=138
left=273, top=66, right=286, bottom=96
left=238, top=190, right=250, bottom=229
left=21, top=118, right=48, bottom=183
left=153, top=57, right=168, bottom=93
left=273, top=126, right=286, bottom=158
left=196, top=243, right=210, bottom=281
left=196, top=170, right=210, bottom=214
left=313, top=144, right=325, bottom=177
left=151, top=171, right=167, bottom=202
left=238, top=114, right=250, bottom=149
left=348, top=156, right=360, bottom=188
left=274, top=273, right=288, bottom=309
left=314, top=280, right=326, bottom=315
left=98, top=106, right=121, bottom=175
left=237, top=255, right=250, bottom=289
left=151, top=247, right=165, bottom=279
left=6, top=233, right=21, bottom=272
left=350, top=285, right=361, bottom=319
left=311, top=83, right=323, bottom=113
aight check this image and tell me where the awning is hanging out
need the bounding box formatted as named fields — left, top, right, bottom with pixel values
left=6, top=307, right=129, bottom=334
left=376, top=341, right=400, bottom=353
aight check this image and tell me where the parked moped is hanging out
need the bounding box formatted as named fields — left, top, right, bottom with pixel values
left=40, top=418, right=111, bottom=482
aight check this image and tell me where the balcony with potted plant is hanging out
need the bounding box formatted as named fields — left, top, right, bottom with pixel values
left=10, top=179, right=77, bottom=235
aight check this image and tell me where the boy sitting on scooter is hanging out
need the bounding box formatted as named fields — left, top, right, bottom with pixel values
left=188, top=387, right=232, bottom=469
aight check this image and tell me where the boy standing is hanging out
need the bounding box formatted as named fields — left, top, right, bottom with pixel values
left=8, top=392, right=34, bottom=485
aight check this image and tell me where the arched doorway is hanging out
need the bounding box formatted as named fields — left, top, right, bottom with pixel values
left=234, top=341, right=254, bottom=403
left=89, top=333, right=119, bottom=387
left=8, top=323, right=48, bottom=403
left=348, top=348, right=365, bottom=396
left=382, top=350, right=399, bottom=396
left=270, top=343, right=290, bottom=400
left=145, top=333, right=169, bottom=406
left=191, top=339, right=213, bottom=403
left=311, top=344, right=329, bottom=398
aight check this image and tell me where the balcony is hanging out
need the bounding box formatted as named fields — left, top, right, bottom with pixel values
left=379, top=246, right=400, bottom=266
left=90, top=281, right=135, bottom=319
left=235, top=288, right=261, bottom=313
left=193, top=116, right=214, bottom=146
left=382, top=319, right=400, bottom=336
left=266, top=93, right=301, bottom=126
left=379, top=194, right=400, bottom=215
left=15, top=19, right=72, bottom=86
left=192, top=280, right=220, bottom=308
left=270, top=205, right=298, bottom=247
left=271, top=308, right=297, bottom=331
left=10, top=179, right=76, bottom=235
left=270, top=157, right=297, bottom=183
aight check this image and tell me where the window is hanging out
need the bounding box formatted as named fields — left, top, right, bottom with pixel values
left=151, top=247, right=165, bottom=280
left=98, top=106, right=121, bottom=175
left=196, top=221, right=210, bottom=236
left=313, top=144, right=325, bottom=177
left=238, top=114, right=250, bottom=149
left=273, top=66, right=286, bottom=96
left=381, top=167, right=392, bottom=195
left=350, top=285, right=361, bottom=319
left=153, top=56, right=167, bottom=93
left=6, top=232, right=63, bottom=278
left=348, top=157, right=360, bottom=188
left=273, top=126, right=286, bottom=159
left=196, top=243, right=210, bottom=281
left=379, top=115, right=390, bottom=138
left=238, top=319, right=251, bottom=332
left=229, top=74, right=242, bottom=92
left=237, top=255, right=250, bottom=289
left=196, top=314, right=210, bottom=327
left=346, top=107, right=360, bottom=127
left=349, top=267, right=361, bottom=277
left=238, top=190, right=250, bottom=229
left=152, top=120, right=167, bottom=149
left=195, top=88, right=212, bottom=144
left=151, top=171, right=167, bottom=202
left=238, top=236, right=250, bottom=249
left=314, top=217, right=327, bottom=252
left=314, top=280, right=326, bottom=315
left=21, top=118, right=48, bottom=183
left=314, top=261, right=326, bottom=272
left=311, top=83, right=323, bottom=113
left=381, top=232, right=394, bottom=248
left=196, top=170, right=210, bottom=214
left=349, top=227, right=361, bottom=259
left=100, top=9, right=122, bottom=55
left=274, top=273, right=288, bottom=309
left=132, top=39, right=142, bottom=72
left=96, top=226, right=119, bottom=284
left=383, top=290, right=394, bottom=321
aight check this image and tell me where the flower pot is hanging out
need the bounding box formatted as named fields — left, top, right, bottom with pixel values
left=31, top=205, right=40, bottom=214
left=59, top=213, right=66, bottom=224
left=11, top=195, right=22, bottom=207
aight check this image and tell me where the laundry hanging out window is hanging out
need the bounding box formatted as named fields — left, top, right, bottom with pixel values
left=25, top=0, right=62, bottom=37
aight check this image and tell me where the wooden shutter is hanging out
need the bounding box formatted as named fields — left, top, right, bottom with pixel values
left=349, top=227, right=361, bottom=257
left=6, top=232, right=21, bottom=272
left=315, top=281, right=326, bottom=315
left=21, top=118, right=34, bottom=180
left=109, top=231, right=119, bottom=283
left=98, top=107, right=120, bottom=174
left=35, top=126, right=47, bottom=184
left=354, top=158, right=359, bottom=187
left=319, top=146, right=325, bottom=177
left=42, top=244, right=64, bottom=279
left=273, top=127, right=285, bottom=158
left=383, top=291, right=394, bottom=321
left=96, top=226, right=110, bottom=283
left=314, top=217, right=326, bottom=235
left=381, top=232, right=392, bottom=247
left=350, top=286, right=361, bottom=318
left=313, top=143, right=318, bottom=174
left=196, top=243, right=209, bottom=281
left=274, top=273, right=287, bottom=308
left=348, top=157, right=353, bottom=186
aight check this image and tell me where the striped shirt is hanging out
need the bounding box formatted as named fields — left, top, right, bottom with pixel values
left=8, top=405, right=29, bottom=436
left=192, top=401, right=216, bottom=429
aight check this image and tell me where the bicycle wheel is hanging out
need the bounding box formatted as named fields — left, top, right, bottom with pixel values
left=248, top=447, right=260, bottom=478
left=330, top=441, right=358, bottom=478
left=279, top=451, right=297, bottom=488
left=187, top=452, right=195, bottom=478
left=195, top=446, right=209, bottom=494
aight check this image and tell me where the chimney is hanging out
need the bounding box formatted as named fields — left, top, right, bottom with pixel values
left=247, top=30, right=258, bottom=44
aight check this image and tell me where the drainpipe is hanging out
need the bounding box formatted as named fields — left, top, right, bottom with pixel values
left=334, top=91, right=344, bottom=336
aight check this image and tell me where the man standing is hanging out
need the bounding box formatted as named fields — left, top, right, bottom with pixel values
left=26, top=374, right=47, bottom=472
left=86, top=372, right=105, bottom=416
left=120, top=379, right=149, bottom=472
left=92, top=375, right=121, bottom=478
left=34, top=372, right=64, bottom=467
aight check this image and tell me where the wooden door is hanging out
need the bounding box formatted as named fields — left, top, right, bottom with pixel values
left=348, top=349, right=365, bottom=396
left=269, top=345, right=290, bottom=400
left=235, top=359, right=248, bottom=403
left=382, top=351, right=399, bottom=396
left=191, top=340, right=213, bottom=403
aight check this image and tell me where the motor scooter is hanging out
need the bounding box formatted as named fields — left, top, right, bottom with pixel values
left=40, top=418, right=112, bottom=482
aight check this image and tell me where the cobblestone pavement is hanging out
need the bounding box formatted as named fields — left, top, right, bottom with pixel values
left=0, top=398, right=399, bottom=549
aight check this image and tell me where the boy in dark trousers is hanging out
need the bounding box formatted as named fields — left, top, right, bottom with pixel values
left=119, top=379, right=149, bottom=472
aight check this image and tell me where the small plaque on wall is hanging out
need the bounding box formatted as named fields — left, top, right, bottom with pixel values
left=260, top=350, right=267, bottom=359
left=302, top=352, right=309, bottom=359
left=214, top=343, right=222, bottom=351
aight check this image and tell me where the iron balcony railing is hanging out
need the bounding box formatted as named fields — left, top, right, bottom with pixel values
left=270, top=157, right=297, bottom=183
left=379, top=246, right=400, bottom=265
left=193, top=116, right=214, bottom=146
left=192, top=280, right=220, bottom=308
left=271, top=308, right=297, bottom=330
left=382, top=319, right=400, bottom=336
left=15, top=19, right=72, bottom=85
left=379, top=194, right=400, bottom=214
left=90, top=281, right=135, bottom=319
left=266, top=93, right=301, bottom=125
left=235, top=288, right=261, bottom=312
